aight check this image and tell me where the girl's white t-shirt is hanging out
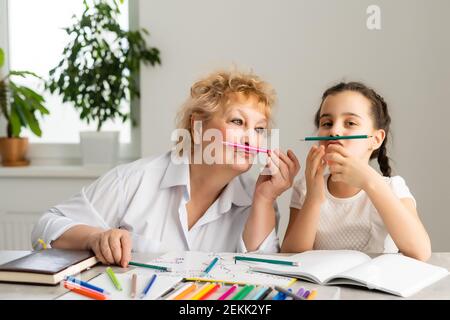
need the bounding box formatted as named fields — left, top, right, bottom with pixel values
left=289, top=173, right=417, bottom=254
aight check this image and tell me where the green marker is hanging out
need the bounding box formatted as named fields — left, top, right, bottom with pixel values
left=300, top=135, right=372, bottom=141
left=231, top=284, right=255, bottom=300
left=106, top=267, right=122, bottom=291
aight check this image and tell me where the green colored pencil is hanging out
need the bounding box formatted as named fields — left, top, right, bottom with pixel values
left=106, top=267, right=122, bottom=291
left=231, top=285, right=255, bottom=300
left=234, top=256, right=299, bottom=266
left=300, top=135, right=372, bottom=141
left=129, top=261, right=173, bottom=272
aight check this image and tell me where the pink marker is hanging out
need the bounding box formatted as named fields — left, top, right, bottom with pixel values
left=218, top=284, right=238, bottom=300
left=222, top=141, right=269, bottom=154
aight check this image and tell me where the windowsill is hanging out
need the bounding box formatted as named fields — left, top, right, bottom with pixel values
left=0, top=164, right=112, bottom=178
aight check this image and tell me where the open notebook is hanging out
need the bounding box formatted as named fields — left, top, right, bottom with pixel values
left=247, top=250, right=449, bottom=297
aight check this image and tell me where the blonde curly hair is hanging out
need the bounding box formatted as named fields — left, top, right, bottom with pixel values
left=176, top=69, right=277, bottom=132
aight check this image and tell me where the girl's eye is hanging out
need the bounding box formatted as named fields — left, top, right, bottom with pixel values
left=231, top=119, right=243, bottom=126
left=346, top=121, right=358, bottom=126
left=255, top=127, right=266, bottom=134
left=320, top=122, right=332, bottom=127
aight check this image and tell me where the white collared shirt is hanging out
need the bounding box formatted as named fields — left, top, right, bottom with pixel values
left=32, top=151, right=280, bottom=253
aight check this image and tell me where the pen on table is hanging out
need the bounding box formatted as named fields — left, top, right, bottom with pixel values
left=184, top=277, right=247, bottom=286
left=300, top=135, right=372, bottom=141
left=234, top=256, right=299, bottom=266
left=140, top=274, right=157, bottom=299
left=106, top=267, right=122, bottom=291
left=131, top=273, right=137, bottom=298
left=129, top=261, right=173, bottom=272
left=203, top=257, right=219, bottom=275
left=274, top=286, right=306, bottom=300
left=64, top=280, right=108, bottom=300
left=222, top=141, right=269, bottom=154
left=218, top=284, right=238, bottom=300
left=65, top=276, right=110, bottom=295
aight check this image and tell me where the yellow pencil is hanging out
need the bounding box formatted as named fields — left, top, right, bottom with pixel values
left=190, top=283, right=215, bottom=300
left=184, top=277, right=247, bottom=286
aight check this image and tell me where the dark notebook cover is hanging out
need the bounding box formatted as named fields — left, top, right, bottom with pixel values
left=0, top=249, right=95, bottom=275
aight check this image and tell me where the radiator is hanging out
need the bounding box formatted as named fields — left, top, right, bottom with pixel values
left=0, top=211, right=42, bottom=250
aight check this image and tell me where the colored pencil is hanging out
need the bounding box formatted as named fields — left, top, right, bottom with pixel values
left=274, top=286, right=306, bottom=300
left=231, top=284, right=255, bottom=300
left=300, top=135, right=372, bottom=141
left=64, top=281, right=108, bottom=300
left=218, top=284, right=238, bottom=300
left=106, top=267, right=122, bottom=291
left=222, top=141, right=269, bottom=154
left=129, top=261, right=172, bottom=272
left=140, top=274, right=157, bottom=299
left=170, top=283, right=198, bottom=300
left=234, top=255, right=299, bottom=266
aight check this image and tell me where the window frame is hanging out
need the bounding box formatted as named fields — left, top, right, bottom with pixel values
left=0, top=0, right=141, bottom=165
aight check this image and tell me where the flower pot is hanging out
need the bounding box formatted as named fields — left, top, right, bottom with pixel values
left=0, top=137, right=30, bottom=167
left=79, top=131, right=119, bottom=167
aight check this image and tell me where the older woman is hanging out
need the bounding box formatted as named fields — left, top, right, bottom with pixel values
left=31, top=69, right=300, bottom=267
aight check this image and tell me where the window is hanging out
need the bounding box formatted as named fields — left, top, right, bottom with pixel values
left=2, top=0, right=139, bottom=164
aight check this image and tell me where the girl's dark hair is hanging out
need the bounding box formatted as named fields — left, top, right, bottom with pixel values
left=314, top=82, right=392, bottom=177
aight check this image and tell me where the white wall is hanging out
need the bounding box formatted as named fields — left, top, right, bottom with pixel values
left=139, top=0, right=450, bottom=251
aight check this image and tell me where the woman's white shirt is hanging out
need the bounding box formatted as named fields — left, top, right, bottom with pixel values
left=31, top=151, right=280, bottom=253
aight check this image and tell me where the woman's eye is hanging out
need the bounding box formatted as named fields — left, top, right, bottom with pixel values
left=231, top=119, right=243, bottom=125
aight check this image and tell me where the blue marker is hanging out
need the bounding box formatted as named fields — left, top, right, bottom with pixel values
left=65, top=276, right=110, bottom=295
left=141, top=274, right=157, bottom=299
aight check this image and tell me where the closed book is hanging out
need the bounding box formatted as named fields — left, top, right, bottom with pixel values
left=0, top=249, right=98, bottom=285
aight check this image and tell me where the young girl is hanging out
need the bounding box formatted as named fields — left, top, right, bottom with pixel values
left=281, top=82, right=431, bottom=261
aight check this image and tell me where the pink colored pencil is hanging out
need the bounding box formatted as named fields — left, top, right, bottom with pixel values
left=218, top=284, right=238, bottom=300
left=222, top=141, right=269, bottom=154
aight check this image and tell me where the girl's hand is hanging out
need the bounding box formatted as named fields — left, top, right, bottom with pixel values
left=305, top=145, right=327, bottom=204
left=324, top=144, right=376, bottom=189
left=86, top=228, right=132, bottom=268
left=255, top=149, right=300, bottom=203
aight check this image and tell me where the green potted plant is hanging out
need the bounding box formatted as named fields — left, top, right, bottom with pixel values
left=47, top=0, right=161, bottom=166
left=0, top=48, right=49, bottom=167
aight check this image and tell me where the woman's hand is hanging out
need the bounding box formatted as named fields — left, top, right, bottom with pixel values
left=324, top=144, right=376, bottom=189
left=255, top=149, right=300, bottom=203
left=86, top=228, right=132, bottom=268
left=304, top=145, right=327, bottom=204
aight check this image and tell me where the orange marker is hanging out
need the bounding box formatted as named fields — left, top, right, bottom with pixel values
left=200, top=283, right=221, bottom=300
left=64, top=281, right=109, bottom=300
left=171, top=282, right=198, bottom=300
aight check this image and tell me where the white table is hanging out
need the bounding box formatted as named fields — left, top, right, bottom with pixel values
left=0, top=251, right=449, bottom=300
